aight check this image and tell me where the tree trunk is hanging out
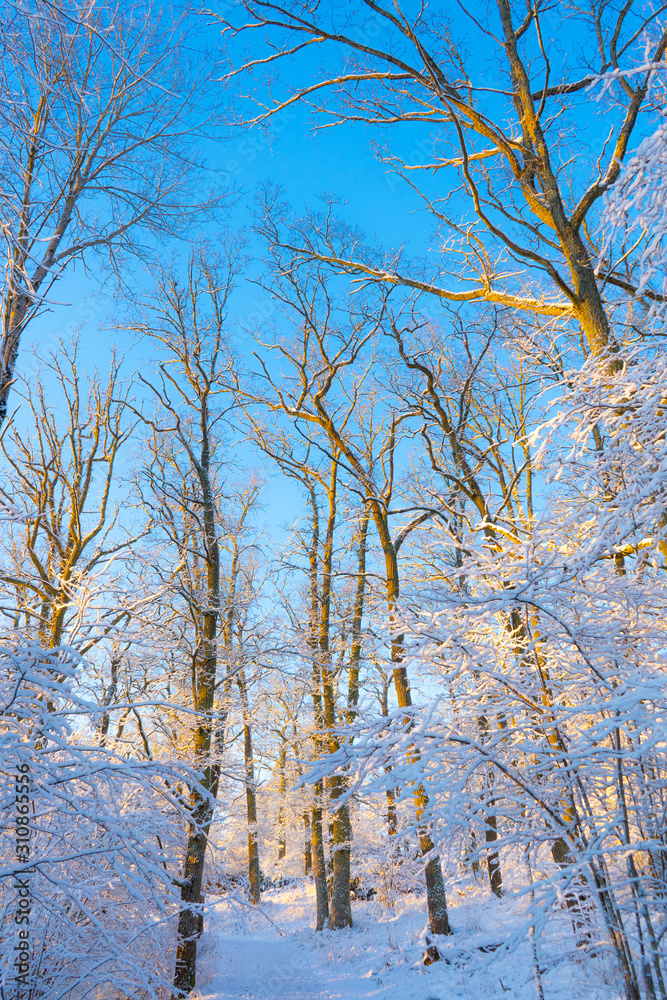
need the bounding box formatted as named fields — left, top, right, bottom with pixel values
left=303, top=810, right=313, bottom=875
left=294, top=753, right=312, bottom=875
left=97, top=651, right=120, bottom=745
left=172, top=396, right=221, bottom=996
left=238, top=669, right=261, bottom=904
left=173, top=859, right=204, bottom=993
left=347, top=513, right=369, bottom=715
left=372, top=498, right=451, bottom=940
left=311, top=780, right=329, bottom=930
left=327, top=775, right=352, bottom=928
left=485, top=814, right=502, bottom=898
left=173, top=658, right=219, bottom=995
left=277, top=743, right=287, bottom=862
left=328, top=785, right=352, bottom=928
left=244, top=720, right=261, bottom=904
left=478, top=715, right=503, bottom=898
left=380, top=672, right=398, bottom=840
left=305, top=482, right=331, bottom=930
left=319, top=460, right=353, bottom=929
left=173, top=734, right=221, bottom=996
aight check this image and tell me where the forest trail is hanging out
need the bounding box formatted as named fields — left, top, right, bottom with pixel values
left=194, top=884, right=616, bottom=1000
left=195, top=884, right=450, bottom=1000
left=197, top=929, right=366, bottom=1000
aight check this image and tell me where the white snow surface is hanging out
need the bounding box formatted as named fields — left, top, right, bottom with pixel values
left=194, top=883, right=620, bottom=1000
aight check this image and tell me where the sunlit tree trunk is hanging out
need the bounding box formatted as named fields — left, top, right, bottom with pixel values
left=277, top=742, right=287, bottom=862
left=378, top=667, right=398, bottom=841
left=238, top=665, right=261, bottom=904
left=292, top=741, right=313, bottom=876
left=121, top=253, right=243, bottom=998
left=347, top=513, right=369, bottom=714
left=305, top=483, right=330, bottom=931
left=318, top=461, right=353, bottom=930
left=173, top=530, right=220, bottom=995
left=97, top=651, right=121, bottom=746
left=372, top=490, right=451, bottom=940
left=303, top=811, right=313, bottom=876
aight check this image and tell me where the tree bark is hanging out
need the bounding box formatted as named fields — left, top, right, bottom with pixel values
left=305, top=483, right=330, bottom=930
left=97, top=651, right=120, bottom=746
left=318, top=461, right=353, bottom=929
left=245, top=722, right=261, bottom=904
left=347, top=513, right=369, bottom=714
left=311, top=779, right=329, bottom=930
left=172, top=363, right=221, bottom=997
left=379, top=672, right=399, bottom=840
left=372, top=496, right=451, bottom=940
left=172, top=637, right=219, bottom=995
left=277, top=743, right=287, bottom=862
left=485, top=814, right=502, bottom=899
left=303, top=810, right=313, bottom=875
left=293, top=751, right=312, bottom=875
left=238, top=666, right=261, bottom=904
left=478, top=715, right=503, bottom=898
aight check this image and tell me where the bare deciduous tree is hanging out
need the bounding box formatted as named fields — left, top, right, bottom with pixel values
left=0, top=342, right=137, bottom=650
left=126, top=248, right=242, bottom=997
left=220, top=1, right=667, bottom=356
left=0, top=0, right=221, bottom=427
left=237, top=237, right=452, bottom=942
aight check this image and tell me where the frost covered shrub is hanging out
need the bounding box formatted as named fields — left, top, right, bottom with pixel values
left=0, top=645, right=199, bottom=999
left=348, top=799, right=424, bottom=907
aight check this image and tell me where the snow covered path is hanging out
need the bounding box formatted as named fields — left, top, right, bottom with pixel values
left=198, top=929, right=375, bottom=1000
left=194, top=883, right=620, bottom=1000
left=195, top=885, right=454, bottom=1000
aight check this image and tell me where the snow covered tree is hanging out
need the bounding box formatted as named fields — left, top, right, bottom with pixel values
left=0, top=0, right=220, bottom=427
left=0, top=342, right=139, bottom=650
left=0, top=643, right=199, bottom=999
left=220, top=1, right=666, bottom=359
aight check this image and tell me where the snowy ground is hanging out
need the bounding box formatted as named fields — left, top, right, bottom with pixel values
left=194, top=883, right=622, bottom=1000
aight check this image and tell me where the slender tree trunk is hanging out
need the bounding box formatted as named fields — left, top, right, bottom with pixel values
left=238, top=667, right=261, bottom=904
left=477, top=715, right=502, bottom=897
left=173, top=416, right=221, bottom=997
left=293, top=749, right=312, bottom=875
left=319, top=461, right=353, bottom=929
left=97, top=651, right=120, bottom=745
left=173, top=647, right=220, bottom=995
left=173, top=783, right=216, bottom=995
left=470, top=829, right=481, bottom=879
left=277, top=743, right=287, bottom=862
left=244, top=721, right=261, bottom=904
left=347, top=513, right=369, bottom=714
left=306, top=484, right=330, bottom=930
left=312, top=779, right=329, bottom=930
left=485, top=812, right=502, bottom=898
left=1, top=299, right=25, bottom=430
left=303, top=810, right=313, bottom=875
left=372, top=498, right=451, bottom=941
left=379, top=671, right=398, bottom=839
